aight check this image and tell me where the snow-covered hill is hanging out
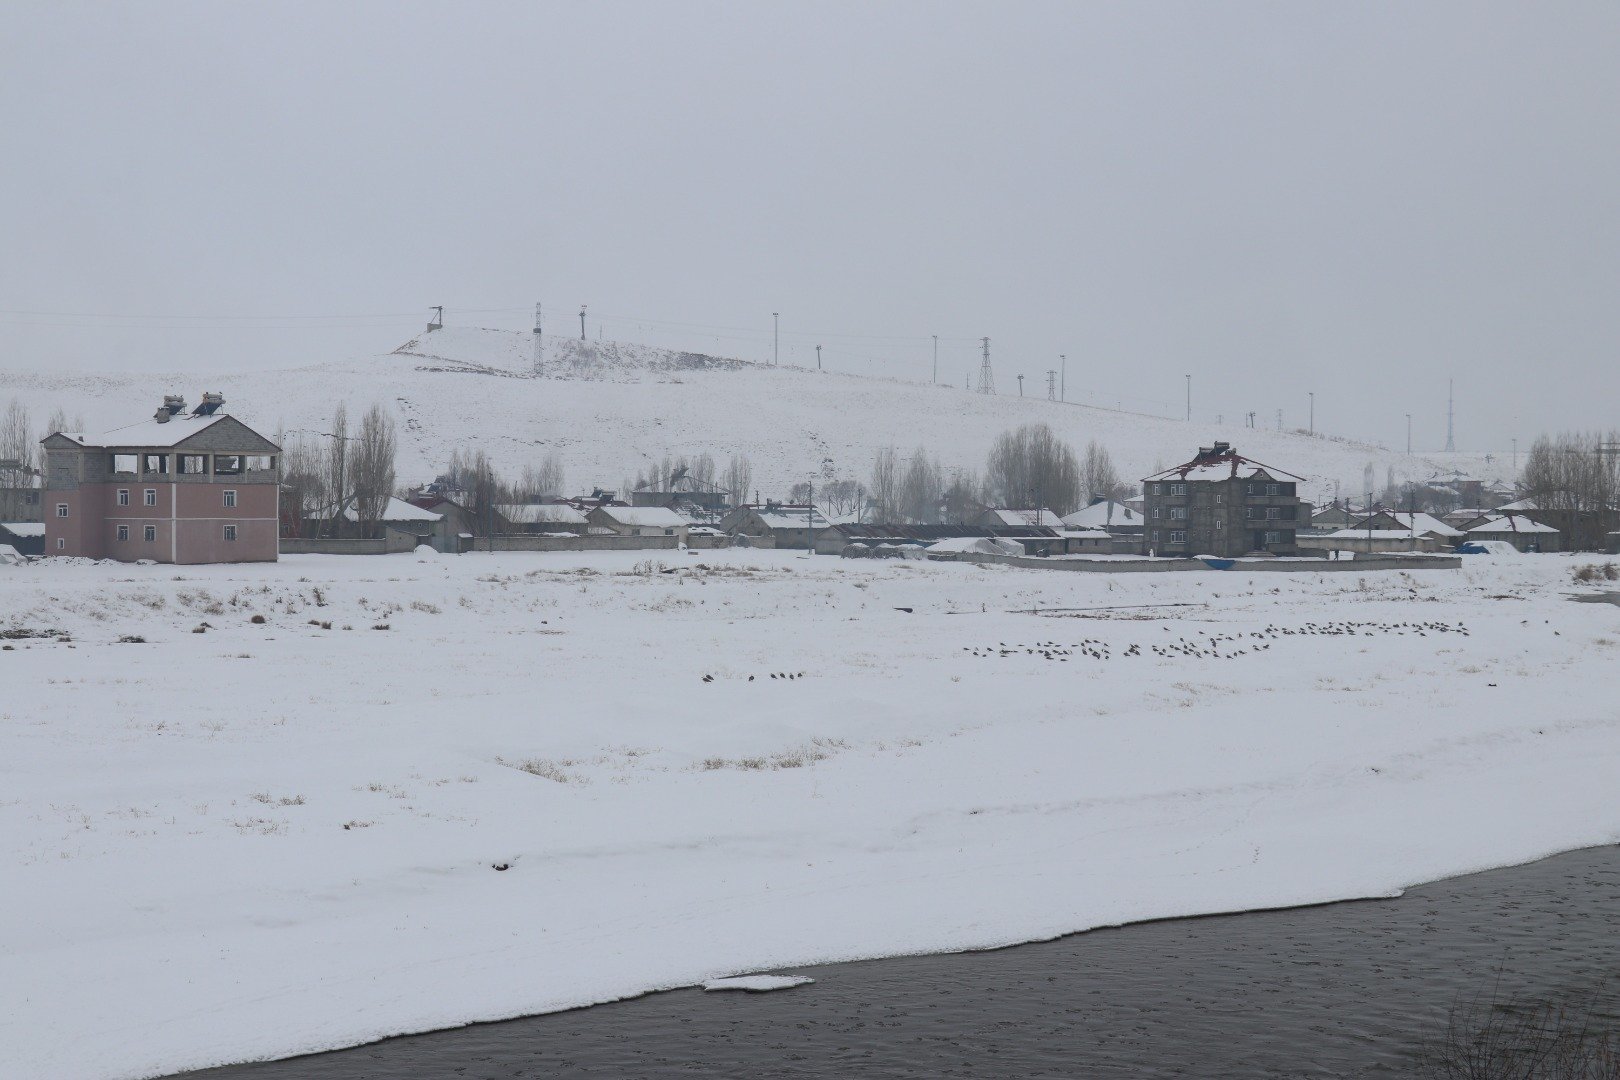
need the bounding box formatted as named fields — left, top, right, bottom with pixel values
left=0, top=327, right=1513, bottom=504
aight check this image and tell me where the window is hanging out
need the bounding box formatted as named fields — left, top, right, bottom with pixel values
left=1168, top=483, right=1187, bottom=496
left=1266, top=507, right=1280, bottom=520
left=116, top=525, right=129, bottom=541
left=244, top=455, right=275, bottom=472
left=1244, top=506, right=1258, bottom=519
left=223, top=524, right=238, bottom=542
left=24, top=491, right=38, bottom=505
left=56, top=503, right=68, bottom=518
left=143, top=525, right=156, bottom=542
left=1169, top=506, right=1187, bottom=520
left=1169, top=530, right=1187, bottom=544
left=1151, top=530, right=1160, bottom=543
left=178, top=455, right=207, bottom=474
left=56, top=537, right=65, bottom=550
left=1216, top=519, right=1224, bottom=531
left=223, top=490, right=237, bottom=508
left=214, top=455, right=243, bottom=475
left=117, top=489, right=130, bottom=506
left=1152, top=506, right=1161, bottom=519
left=144, top=489, right=156, bottom=506
left=1247, top=483, right=1257, bottom=495
left=111, top=453, right=137, bottom=473
left=142, top=454, right=168, bottom=474
left=1264, top=530, right=1284, bottom=545
left=1266, top=483, right=1281, bottom=496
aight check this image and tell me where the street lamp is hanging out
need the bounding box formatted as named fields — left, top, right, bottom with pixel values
left=1405, top=414, right=1412, bottom=456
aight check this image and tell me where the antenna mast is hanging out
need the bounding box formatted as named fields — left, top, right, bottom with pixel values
left=532, top=302, right=543, bottom=376
left=1045, top=369, right=1057, bottom=400
left=1445, top=378, right=1456, bottom=452
left=976, top=337, right=995, bottom=395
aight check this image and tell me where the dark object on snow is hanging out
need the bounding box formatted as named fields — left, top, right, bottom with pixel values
left=894, top=607, right=913, bottom=613
left=492, top=863, right=510, bottom=872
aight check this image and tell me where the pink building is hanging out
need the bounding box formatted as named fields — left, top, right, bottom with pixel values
left=41, top=393, right=281, bottom=564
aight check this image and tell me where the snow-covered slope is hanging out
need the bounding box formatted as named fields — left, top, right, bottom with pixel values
left=0, top=327, right=1512, bottom=503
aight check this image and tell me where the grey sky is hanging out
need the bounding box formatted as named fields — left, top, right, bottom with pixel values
left=3, top=1, right=1616, bottom=453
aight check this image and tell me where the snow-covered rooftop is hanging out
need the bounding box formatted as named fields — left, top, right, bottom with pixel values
left=1061, top=501, right=1140, bottom=529
left=311, top=496, right=441, bottom=523
left=755, top=508, right=830, bottom=530
left=497, top=503, right=588, bottom=525
left=1385, top=512, right=1465, bottom=538
left=1468, top=516, right=1559, bottom=534
left=984, top=508, right=1063, bottom=528
left=59, top=411, right=238, bottom=450
left=0, top=522, right=45, bottom=537
left=594, top=506, right=688, bottom=527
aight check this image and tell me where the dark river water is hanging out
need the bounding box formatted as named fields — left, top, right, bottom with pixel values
left=172, top=844, right=1620, bottom=1079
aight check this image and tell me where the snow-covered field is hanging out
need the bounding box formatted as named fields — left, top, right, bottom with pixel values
left=4, top=549, right=1618, bottom=1079
left=0, top=327, right=1510, bottom=504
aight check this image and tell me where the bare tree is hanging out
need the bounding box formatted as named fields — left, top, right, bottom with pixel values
left=898, top=447, right=942, bottom=523
left=0, top=399, right=33, bottom=485
left=869, top=446, right=901, bottom=522
left=323, top=403, right=350, bottom=538
left=513, top=452, right=566, bottom=502
left=462, top=450, right=503, bottom=537
left=279, top=436, right=329, bottom=537
left=690, top=452, right=717, bottom=489
left=985, top=423, right=1082, bottom=514
left=724, top=453, right=753, bottom=507
left=941, top=470, right=983, bottom=525
left=1081, top=441, right=1128, bottom=504
left=348, top=403, right=397, bottom=535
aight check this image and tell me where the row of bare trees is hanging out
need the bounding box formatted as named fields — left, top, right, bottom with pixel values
left=279, top=403, right=397, bottom=538
left=1, top=399, right=84, bottom=486
left=1521, top=430, right=1620, bottom=550
left=855, top=425, right=1130, bottom=524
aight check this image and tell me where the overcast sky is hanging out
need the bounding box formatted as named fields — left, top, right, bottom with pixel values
left=3, top=1, right=1616, bottom=452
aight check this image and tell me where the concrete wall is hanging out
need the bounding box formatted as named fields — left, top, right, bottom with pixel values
left=1297, top=534, right=1446, bottom=555
left=279, top=537, right=391, bottom=555
left=947, top=553, right=1460, bottom=573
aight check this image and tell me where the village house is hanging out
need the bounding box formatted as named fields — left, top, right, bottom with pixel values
left=977, top=507, right=1065, bottom=530
left=1060, top=499, right=1143, bottom=535
left=0, top=521, right=44, bottom=557
left=494, top=502, right=589, bottom=535
left=1465, top=515, right=1561, bottom=552
left=0, top=462, right=43, bottom=522
left=303, top=495, right=447, bottom=552
left=587, top=504, right=690, bottom=541
left=1141, top=442, right=1310, bottom=558
left=41, top=394, right=280, bottom=563
left=630, top=468, right=730, bottom=519
left=719, top=503, right=829, bottom=549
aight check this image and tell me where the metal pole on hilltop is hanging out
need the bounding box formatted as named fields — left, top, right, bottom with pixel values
left=1406, top=414, right=1412, bottom=456
left=816, top=344, right=822, bottom=370
left=1308, top=392, right=1314, bottom=435
left=1060, top=355, right=1066, bottom=402
left=579, top=306, right=587, bottom=341
left=773, top=312, right=779, bottom=367
left=932, top=335, right=938, bottom=384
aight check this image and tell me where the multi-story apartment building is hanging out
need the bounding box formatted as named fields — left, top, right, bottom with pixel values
left=1142, top=442, right=1309, bottom=557
left=41, top=394, right=281, bottom=563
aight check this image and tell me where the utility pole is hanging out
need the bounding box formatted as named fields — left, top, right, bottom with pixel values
left=1276, top=409, right=1283, bottom=431
left=532, top=302, right=543, bottom=376
left=1444, top=378, right=1455, bottom=452
left=1511, top=437, right=1518, bottom=474
left=1060, top=355, right=1066, bottom=402
left=976, top=338, right=995, bottom=395
left=773, top=312, right=779, bottom=367
left=932, top=335, right=938, bottom=384
left=1045, top=370, right=1057, bottom=400
left=1017, top=374, right=1024, bottom=397
left=816, top=344, right=822, bottom=370
left=579, top=306, right=587, bottom=341
left=806, top=479, right=814, bottom=555
left=427, top=306, right=443, bottom=332
left=1308, top=392, right=1315, bottom=435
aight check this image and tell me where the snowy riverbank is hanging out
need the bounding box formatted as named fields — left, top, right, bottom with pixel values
left=4, top=549, right=1619, bottom=1079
